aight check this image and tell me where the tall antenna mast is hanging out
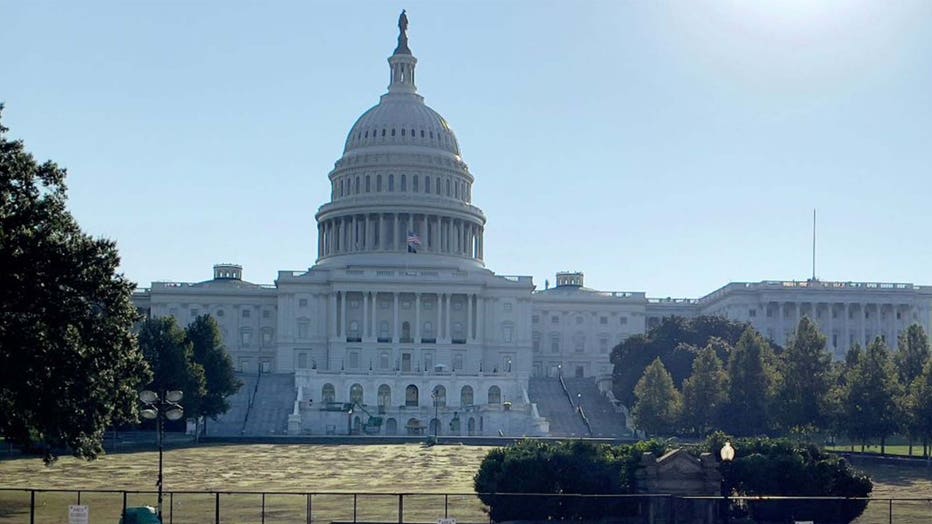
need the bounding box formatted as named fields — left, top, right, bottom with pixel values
left=811, top=208, right=816, bottom=281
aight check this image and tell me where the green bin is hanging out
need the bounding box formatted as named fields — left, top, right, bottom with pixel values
left=119, top=506, right=161, bottom=524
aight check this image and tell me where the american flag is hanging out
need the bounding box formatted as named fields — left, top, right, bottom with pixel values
left=406, top=231, right=421, bottom=246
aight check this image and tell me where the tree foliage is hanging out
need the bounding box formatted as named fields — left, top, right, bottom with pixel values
left=775, top=316, right=832, bottom=432
left=723, top=327, right=776, bottom=436
left=895, top=324, right=930, bottom=386
left=474, top=439, right=668, bottom=522
left=611, top=316, right=747, bottom=406
left=632, top=358, right=682, bottom=437
left=703, top=433, right=872, bottom=524
left=185, top=315, right=242, bottom=428
left=839, top=338, right=902, bottom=447
left=0, top=107, right=150, bottom=462
left=681, top=343, right=728, bottom=436
left=138, top=317, right=206, bottom=418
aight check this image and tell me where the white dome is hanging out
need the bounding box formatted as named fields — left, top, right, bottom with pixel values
left=343, top=95, right=460, bottom=156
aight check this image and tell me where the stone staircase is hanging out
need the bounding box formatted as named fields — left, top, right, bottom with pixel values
left=241, top=373, right=296, bottom=436
left=527, top=377, right=588, bottom=437
left=562, top=377, right=632, bottom=438
left=205, top=372, right=259, bottom=436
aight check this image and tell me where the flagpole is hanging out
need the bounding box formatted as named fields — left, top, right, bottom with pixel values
left=812, top=209, right=816, bottom=281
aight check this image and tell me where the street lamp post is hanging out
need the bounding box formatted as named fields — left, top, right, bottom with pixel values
left=140, top=390, right=184, bottom=522
left=431, top=391, right=440, bottom=439
left=720, top=441, right=736, bottom=524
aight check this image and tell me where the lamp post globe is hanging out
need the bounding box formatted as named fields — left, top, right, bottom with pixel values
left=720, top=441, right=735, bottom=524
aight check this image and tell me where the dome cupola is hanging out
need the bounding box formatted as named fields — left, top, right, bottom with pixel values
left=314, top=12, right=486, bottom=269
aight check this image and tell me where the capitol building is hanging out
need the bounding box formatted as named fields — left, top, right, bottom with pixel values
left=134, top=16, right=932, bottom=437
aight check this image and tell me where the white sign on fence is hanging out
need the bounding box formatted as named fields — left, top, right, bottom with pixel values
left=438, top=518, right=456, bottom=524
left=68, top=505, right=89, bottom=524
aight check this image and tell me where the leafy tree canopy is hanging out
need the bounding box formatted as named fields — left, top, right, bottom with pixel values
left=776, top=316, right=832, bottom=432
left=681, top=343, right=728, bottom=436
left=895, top=323, right=930, bottom=386
left=723, top=327, right=777, bottom=436
left=185, top=315, right=242, bottom=430
left=0, top=106, right=150, bottom=462
left=840, top=338, right=902, bottom=446
left=632, top=357, right=682, bottom=437
left=611, top=316, right=749, bottom=406
left=138, top=317, right=206, bottom=418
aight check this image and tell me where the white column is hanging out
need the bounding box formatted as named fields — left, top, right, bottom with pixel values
left=827, top=303, right=834, bottom=355
left=466, top=294, right=473, bottom=342
left=476, top=296, right=484, bottom=343
left=415, top=293, right=422, bottom=341
left=393, top=293, right=399, bottom=342
left=859, top=304, right=865, bottom=346
left=340, top=291, right=347, bottom=338
left=842, top=303, right=849, bottom=353
left=363, top=292, right=369, bottom=339
left=444, top=293, right=453, bottom=341
left=778, top=303, right=785, bottom=346
left=330, top=292, right=338, bottom=338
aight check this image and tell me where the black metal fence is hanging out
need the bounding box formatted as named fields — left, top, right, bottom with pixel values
left=0, top=489, right=929, bottom=524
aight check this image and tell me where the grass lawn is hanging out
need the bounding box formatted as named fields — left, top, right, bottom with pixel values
left=829, top=443, right=932, bottom=458
left=2, top=444, right=932, bottom=523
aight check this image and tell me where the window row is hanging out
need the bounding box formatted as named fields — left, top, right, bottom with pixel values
left=351, top=126, right=455, bottom=149
left=319, top=383, right=502, bottom=407
left=534, top=314, right=629, bottom=326
left=334, top=173, right=471, bottom=202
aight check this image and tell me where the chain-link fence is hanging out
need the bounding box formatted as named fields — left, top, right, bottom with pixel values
left=1, top=488, right=929, bottom=524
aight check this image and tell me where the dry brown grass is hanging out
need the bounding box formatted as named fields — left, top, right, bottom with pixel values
left=2, top=445, right=932, bottom=523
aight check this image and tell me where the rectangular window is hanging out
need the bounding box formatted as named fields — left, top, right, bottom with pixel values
left=532, top=315, right=539, bottom=323
left=453, top=353, right=463, bottom=371
left=599, top=338, right=608, bottom=353
left=551, top=339, right=560, bottom=353
left=299, top=298, right=308, bottom=307
left=551, top=316, right=559, bottom=324
left=619, top=316, right=628, bottom=325
left=348, top=351, right=359, bottom=369
left=263, top=310, right=271, bottom=319
left=503, top=325, right=514, bottom=343
left=748, top=309, right=756, bottom=318
left=600, top=316, right=607, bottom=325
left=504, top=303, right=513, bottom=312
left=297, top=321, right=309, bottom=340
left=242, top=309, right=251, bottom=318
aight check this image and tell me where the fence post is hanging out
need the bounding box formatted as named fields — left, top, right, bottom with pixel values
left=306, top=493, right=312, bottom=524
left=169, top=492, right=173, bottom=524
left=215, top=492, right=220, bottom=524
left=398, top=494, right=404, bottom=524
left=77, top=490, right=81, bottom=505
left=888, top=498, right=892, bottom=524
left=353, top=493, right=358, bottom=523
left=261, top=493, right=266, bottom=524
left=30, top=490, right=35, bottom=524
left=444, top=494, right=448, bottom=518
left=122, top=491, right=127, bottom=519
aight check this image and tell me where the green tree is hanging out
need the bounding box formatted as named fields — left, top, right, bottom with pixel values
left=723, top=327, right=776, bottom=436
left=894, top=324, right=930, bottom=386
left=632, top=358, right=682, bottom=436
left=681, top=343, right=727, bottom=436
left=906, top=359, right=932, bottom=457
left=840, top=338, right=902, bottom=453
left=611, top=316, right=747, bottom=406
left=775, top=316, right=832, bottom=434
left=185, top=315, right=242, bottom=438
left=894, top=325, right=930, bottom=455
left=0, top=107, right=150, bottom=462
left=138, top=318, right=206, bottom=421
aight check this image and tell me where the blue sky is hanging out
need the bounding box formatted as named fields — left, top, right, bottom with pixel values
left=3, top=1, right=931, bottom=298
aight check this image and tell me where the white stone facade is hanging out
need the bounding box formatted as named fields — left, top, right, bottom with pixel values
left=132, top=19, right=932, bottom=435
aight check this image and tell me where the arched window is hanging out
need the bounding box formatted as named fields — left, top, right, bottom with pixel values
left=350, top=383, right=364, bottom=404
left=378, top=384, right=391, bottom=408
left=377, top=175, right=382, bottom=192
left=461, top=385, right=474, bottom=406
left=340, top=179, right=345, bottom=197
left=401, top=174, right=407, bottom=191
left=425, top=177, right=431, bottom=193
left=432, top=385, right=447, bottom=406
left=385, top=418, right=398, bottom=435
left=365, top=175, right=371, bottom=193
left=322, top=383, right=335, bottom=403
left=488, top=386, right=501, bottom=405
left=355, top=176, right=360, bottom=194
left=446, top=179, right=451, bottom=196
left=467, top=417, right=476, bottom=436
left=388, top=174, right=394, bottom=192
left=413, top=175, right=419, bottom=192
left=436, top=177, right=441, bottom=195
left=405, top=385, right=419, bottom=407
